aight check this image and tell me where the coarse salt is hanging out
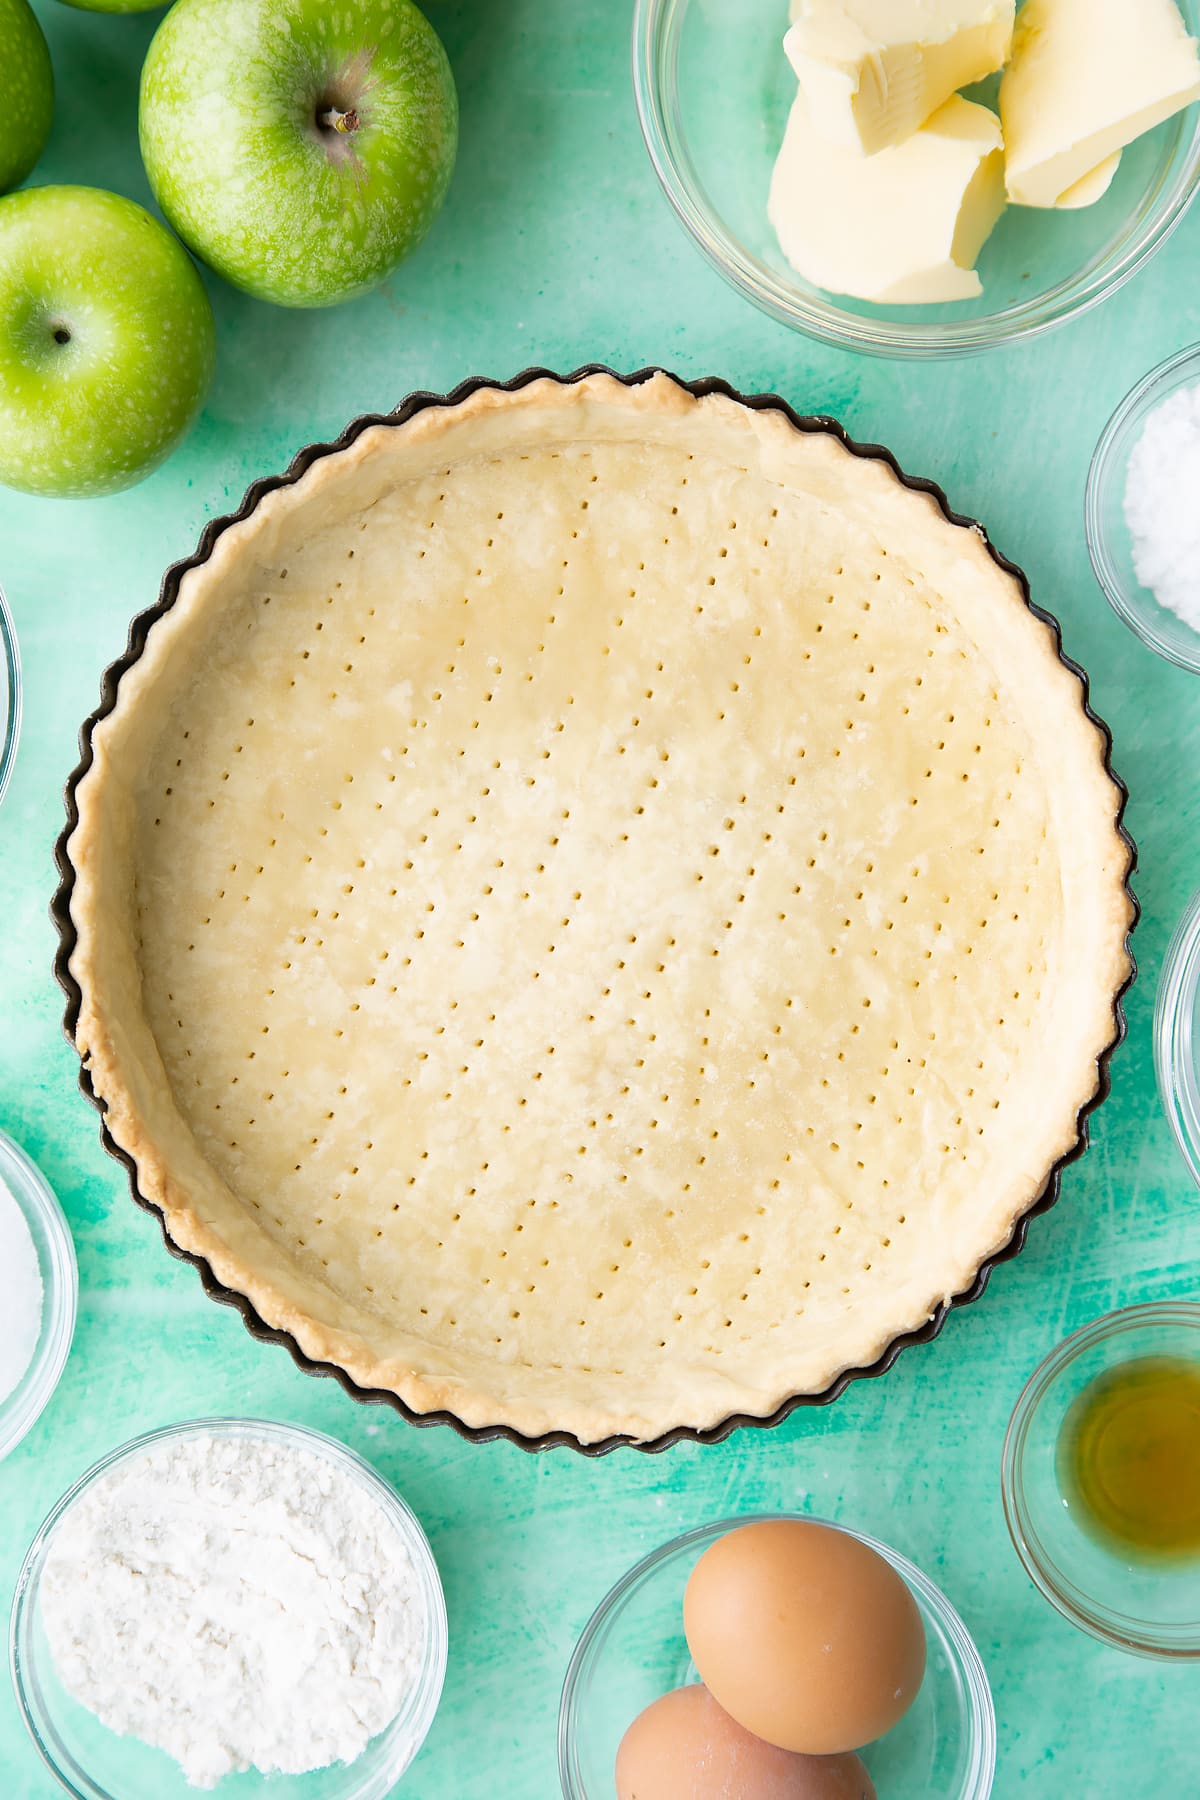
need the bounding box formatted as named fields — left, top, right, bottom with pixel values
left=1123, top=381, right=1200, bottom=631
left=0, top=1178, right=43, bottom=1405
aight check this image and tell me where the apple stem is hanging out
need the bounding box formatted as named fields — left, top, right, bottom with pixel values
left=318, top=105, right=359, bottom=136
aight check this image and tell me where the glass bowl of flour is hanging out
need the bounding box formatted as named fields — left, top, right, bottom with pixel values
left=10, top=1418, right=447, bottom=1800
left=0, top=1129, right=77, bottom=1462
left=1087, top=342, right=1200, bottom=672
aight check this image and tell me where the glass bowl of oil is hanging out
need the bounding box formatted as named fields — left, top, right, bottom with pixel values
left=1002, top=1302, right=1200, bottom=1658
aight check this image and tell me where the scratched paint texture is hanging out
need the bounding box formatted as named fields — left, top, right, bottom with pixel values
left=0, top=3, right=1197, bottom=1794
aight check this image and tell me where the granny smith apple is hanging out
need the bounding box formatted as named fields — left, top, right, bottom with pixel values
left=0, top=0, right=53, bottom=194
left=0, top=187, right=216, bottom=497
left=139, top=0, right=458, bottom=308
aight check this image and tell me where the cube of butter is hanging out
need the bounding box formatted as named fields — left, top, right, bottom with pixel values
left=1056, top=152, right=1122, bottom=209
left=784, top=0, right=1015, bottom=156
left=768, top=93, right=1006, bottom=304
left=1001, top=0, right=1200, bottom=207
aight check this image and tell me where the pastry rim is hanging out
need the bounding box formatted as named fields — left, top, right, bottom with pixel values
left=52, top=365, right=1139, bottom=1456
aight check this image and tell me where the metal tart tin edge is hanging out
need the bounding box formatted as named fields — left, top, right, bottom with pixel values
left=49, top=364, right=1139, bottom=1456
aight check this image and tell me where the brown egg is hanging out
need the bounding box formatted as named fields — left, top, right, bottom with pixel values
left=683, top=1519, right=926, bottom=1755
left=615, top=1684, right=877, bottom=1800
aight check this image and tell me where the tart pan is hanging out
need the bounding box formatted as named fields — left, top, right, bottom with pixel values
left=51, top=365, right=1138, bottom=1455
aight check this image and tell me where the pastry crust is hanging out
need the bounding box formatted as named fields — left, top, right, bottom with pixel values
left=66, top=373, right=1133, bottom=1445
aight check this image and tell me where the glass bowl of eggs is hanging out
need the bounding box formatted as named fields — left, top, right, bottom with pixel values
left=632, top=0, right=1200, bottom=358
left=558, top=1513, right=996, bottom=1799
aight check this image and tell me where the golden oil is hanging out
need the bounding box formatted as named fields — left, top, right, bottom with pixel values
left=1058, top=1356, right=1200, bottom=1559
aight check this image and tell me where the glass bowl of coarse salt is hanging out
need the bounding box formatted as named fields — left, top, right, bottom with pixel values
left=10, top=1418, right=447, bottom=1800
left=0, top=1129, right=77, bottom=1462
left=1087, top=342, right=1200, bottom=671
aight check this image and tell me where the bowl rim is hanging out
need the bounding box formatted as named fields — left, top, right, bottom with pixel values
left=1155, top=881, right=1200, bottom=1190
left=1000, top=1300, right=1200, bottom=1659
left=630, top=0, right=1200, bottom=359
left=556, top=1509, right=997, bottom=1799
left=9, top=1414, right=449, bottom=1800
left=1085, top=341, right=1200, bottom=674
left=0, top=581, right=23, bottom=810
left=0, top=1128, right=78, bottom=1464
left=50, top=363, right=1138, bottom=1456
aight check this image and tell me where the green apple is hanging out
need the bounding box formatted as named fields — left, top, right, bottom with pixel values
left=0, top=0, right=53, bottom=194
left=139, top=0, right=458, bottom=308
left=0, top=187, right=216, bottom=497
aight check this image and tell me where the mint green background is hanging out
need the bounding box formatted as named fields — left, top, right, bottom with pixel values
left=1, top=3, right=1198, bottom=1794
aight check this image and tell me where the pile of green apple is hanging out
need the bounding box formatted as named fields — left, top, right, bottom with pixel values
left=0, top=0, right=457, bottom=497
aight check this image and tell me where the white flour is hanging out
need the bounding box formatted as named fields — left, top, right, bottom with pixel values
left=41, top=1431, right=427, bottom=1789
left=1124, top=381, right=1200, bottom=629
left=0, top=1177, right=42, bottom=1404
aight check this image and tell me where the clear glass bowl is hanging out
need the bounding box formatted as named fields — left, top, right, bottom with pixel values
left=559, top=1513, right=996, bottom=1799
left=1156, top=883, right=1200, bottom=1190
left=10, top=1418, right=448, bottom=1800
left=0, top=582, right=21, bottom=807
left=1002, top=1303, right=1200, bottom=1658
left=1086, top=342, right=1200, bottom=672
left=0, top=1129, right=77, bottom=1462
left=632, top=0, right=1200, bottom=358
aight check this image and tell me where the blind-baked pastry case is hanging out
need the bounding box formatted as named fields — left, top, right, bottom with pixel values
left=57, top=371, right=1135, bottom=1449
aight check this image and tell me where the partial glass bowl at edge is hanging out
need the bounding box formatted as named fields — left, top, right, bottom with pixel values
left=632, top=0, right=1200, bottom=358
left=0, top=1129, right=77, bottom=1464
left=11, top=1418, right=449, bottom=1800
left=1086, top=342, right=1200, bottom=673
left=0, top=582, right=21, bottom=809
left=1155, top=881, right=1200, bottom=1193
left=559, top=1513, right=996, bottom=1800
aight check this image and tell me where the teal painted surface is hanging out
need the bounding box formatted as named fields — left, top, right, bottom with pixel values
left=0, top=4, right=1197, bottom=1795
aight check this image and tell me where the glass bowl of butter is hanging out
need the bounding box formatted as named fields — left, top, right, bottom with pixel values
left=632, top=0, right=1200, bottom=358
